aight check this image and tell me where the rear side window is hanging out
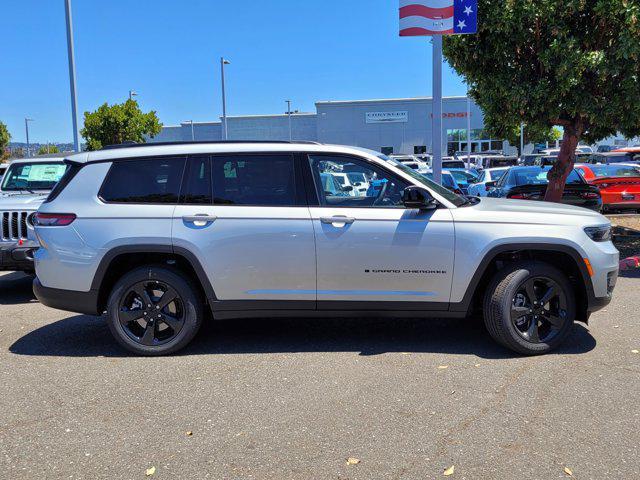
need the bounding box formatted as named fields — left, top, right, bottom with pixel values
left=100, top=157, right=186, bottom=204
left=211, top=154, right=298, bottom=206
left=45, top=162, right=82, bottom=203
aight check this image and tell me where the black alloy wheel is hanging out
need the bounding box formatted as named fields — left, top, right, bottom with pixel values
left=118, top=280, right=186, bottom=346
left=510, top=276, right=568, bottom=344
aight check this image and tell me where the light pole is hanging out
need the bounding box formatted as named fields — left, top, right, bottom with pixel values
left=285, top=100, right=292, bottom=141
left=129, top=90, right=138, bottom=101
left=64, top=0, right=80, bottom=153
left=184, top=120, right=195, bottom=141
left=466, top=90, right=472, bottom=169
left=220, top=57, right=231, bottom=140
left=25, top=118, right=34, bottom=157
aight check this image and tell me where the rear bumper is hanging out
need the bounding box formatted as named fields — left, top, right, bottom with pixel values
left=33, top=277, right=100, bottom=315
left=0, top=245, right=36, bottom=272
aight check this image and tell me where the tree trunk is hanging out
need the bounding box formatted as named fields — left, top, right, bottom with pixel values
left=544, top=123, right=581, bottom=203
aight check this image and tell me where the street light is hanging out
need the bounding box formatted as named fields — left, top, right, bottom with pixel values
left=25, top=118, right=34, bottom=158
left=64, top=0, right=80, bottom=153
left=285, top=100, right=292, bottom=141
left=183, top=120, right=195, bottom=141
left=220, top=57, right=231, bottom=140
left=129, top=90, right=138, bottom=101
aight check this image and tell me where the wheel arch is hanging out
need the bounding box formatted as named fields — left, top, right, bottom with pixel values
left=453, top=243, right=594, bottom=322
left=92, top=245, right=215, bottom=313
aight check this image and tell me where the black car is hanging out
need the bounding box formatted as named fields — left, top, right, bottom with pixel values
left=487, top=166, right=602, bottom=211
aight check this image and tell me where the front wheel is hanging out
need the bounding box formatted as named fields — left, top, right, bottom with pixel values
left=106, top=266, right=203, bottom=356
left=483, top=261, right=576, bottom=355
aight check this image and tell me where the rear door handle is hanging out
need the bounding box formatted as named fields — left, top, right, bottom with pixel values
left=182, top=214, right=217, bottom=225
left=320, top=215, right=356, bottom=226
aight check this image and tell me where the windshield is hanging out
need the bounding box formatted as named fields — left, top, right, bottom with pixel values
left=1, top=161, right=68, bottom=191
left=512, top=167, right=583, bottom=186
left=383, top=156, right=467, bottom=206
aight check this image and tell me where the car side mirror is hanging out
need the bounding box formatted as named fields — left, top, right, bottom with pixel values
left=342, top=185, right=353, bottom=192
left=402, top=186, right=437, bottom=210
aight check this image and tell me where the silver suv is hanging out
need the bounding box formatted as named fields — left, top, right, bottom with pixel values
left=32, top=142, right=619, bottom=356
left=0, top=157, right=68, bottom=273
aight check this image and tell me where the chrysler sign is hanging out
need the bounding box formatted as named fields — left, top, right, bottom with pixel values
left=365, top=111, right=408, bottom=124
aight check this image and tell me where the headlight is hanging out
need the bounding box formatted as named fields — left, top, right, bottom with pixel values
left=584, top=225, right=612, bottom=242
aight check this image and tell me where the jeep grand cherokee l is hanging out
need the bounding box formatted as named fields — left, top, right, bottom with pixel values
left=32, top=142, right=619, bottom=356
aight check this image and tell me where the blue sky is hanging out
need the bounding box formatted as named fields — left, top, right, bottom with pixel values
left=0, top=0, right=467, bottom=143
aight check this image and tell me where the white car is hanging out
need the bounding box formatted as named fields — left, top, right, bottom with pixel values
left=33, top=141, right=618, bottom=356
left=466, top=167, right=510, bottom=197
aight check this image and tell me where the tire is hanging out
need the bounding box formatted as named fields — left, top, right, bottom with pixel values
left=106, top=265, right=203, bottom=356
left=483, top=261, right=576, bottom=355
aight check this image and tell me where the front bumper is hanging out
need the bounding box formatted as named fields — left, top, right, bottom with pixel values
left=0, top=244, right=37, bottom=272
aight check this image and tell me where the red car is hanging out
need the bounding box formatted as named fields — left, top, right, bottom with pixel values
left=575, top=163, right=640, bottom=212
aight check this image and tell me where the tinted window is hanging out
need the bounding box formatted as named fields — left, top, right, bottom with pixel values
left=309, top=155, right=409, bottom=208
left=181, top=157, right=212, bottom=204
left=100, top=157, right=185, bottom=203
left=510, top=167, right=583, bottom=186
left=212, top=154, right=297, bottom=206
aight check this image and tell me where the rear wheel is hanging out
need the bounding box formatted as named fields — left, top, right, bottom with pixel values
left=483, top=261, right=575, bottom=355
left=106, top=266, right=203, bottom=356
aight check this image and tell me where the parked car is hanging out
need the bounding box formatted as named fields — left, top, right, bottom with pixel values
left=447, top=168, right=480, bottom=195
left=467, top=167, right=510, bottom=197
left=583, top=152, right=640, bottom=165
left=611, top=146, right=640, bottom=154
left=478, top=155, right=518, bottom=170
left=596, top=145, right=616, bottom=153
left=574, top=163, right=640, bottom=212
left=33, top=141, right=618, bottom=356
left=487, top=166, right=602, bottom=211
left=0, top=157, right=68, bottom=273
left=320, top=173, right=351, bottom=197
left=442, top=159, right=467, bottom=170
left=521, top=154, right=545, bottom=166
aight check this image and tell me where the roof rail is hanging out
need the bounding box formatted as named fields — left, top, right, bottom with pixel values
left=100, top=140, right=322, bottom=150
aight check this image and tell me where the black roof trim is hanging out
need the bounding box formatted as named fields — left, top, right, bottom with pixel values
left=100, top=140, right=322, bottom=150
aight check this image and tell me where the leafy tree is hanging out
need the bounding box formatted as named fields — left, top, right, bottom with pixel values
left=37, top=144, right=60, bottom=155
left=444, top=0, right=640, bottom=201
left=81, top=99, right=162, bottom=151
left=0, top=121, right=11, bottom=161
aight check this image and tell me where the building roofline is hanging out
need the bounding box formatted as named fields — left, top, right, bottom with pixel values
left=315, top=95, right=469, bottom=105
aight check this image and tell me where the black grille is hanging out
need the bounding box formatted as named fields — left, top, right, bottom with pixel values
left=1, top=211, right=30, bottom=241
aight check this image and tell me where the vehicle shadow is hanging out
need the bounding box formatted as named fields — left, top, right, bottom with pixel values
left=619, top=268, right=640, bottom=279
left=0, top=272, right=36, bottom=305
left=9, top=313, right=596, bottom=359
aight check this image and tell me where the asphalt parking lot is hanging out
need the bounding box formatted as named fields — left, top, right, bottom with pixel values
left=1, top=270, right=639, bottom=479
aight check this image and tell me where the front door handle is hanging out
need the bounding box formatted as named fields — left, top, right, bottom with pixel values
left=320, top=215, right=356, bottom=226
left=182, top=214, right=217, bottom=225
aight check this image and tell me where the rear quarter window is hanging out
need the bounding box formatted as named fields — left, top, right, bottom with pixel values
left=99, top=157, right=186, bottom=204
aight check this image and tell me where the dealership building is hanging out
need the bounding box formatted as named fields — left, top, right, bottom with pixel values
left=150, top=96, right=512, bottom=155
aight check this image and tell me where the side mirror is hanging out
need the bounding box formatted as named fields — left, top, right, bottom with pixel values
left=402, top=186, right=437, bottom=210
left=343, top=185, right=353, bottom=192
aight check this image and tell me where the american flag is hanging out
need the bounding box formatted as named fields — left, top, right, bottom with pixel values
left=400, top=0, right=478, bottom=36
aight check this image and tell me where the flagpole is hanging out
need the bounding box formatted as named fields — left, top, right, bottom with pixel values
left=432, top=35, right=443, bottom=185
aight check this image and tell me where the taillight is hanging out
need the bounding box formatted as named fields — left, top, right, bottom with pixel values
left=33, top=213, right=77, bottom=226
left=508, top=193, right=531, bottom=199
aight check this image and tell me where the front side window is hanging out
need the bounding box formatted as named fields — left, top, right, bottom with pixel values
left=2, top=161, right=68, bottom=191
left=211, top=154, right=297, bottom=206
left=100, top=157, right=185, bottom=203
left=309, top=155, right=408, bottom=208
